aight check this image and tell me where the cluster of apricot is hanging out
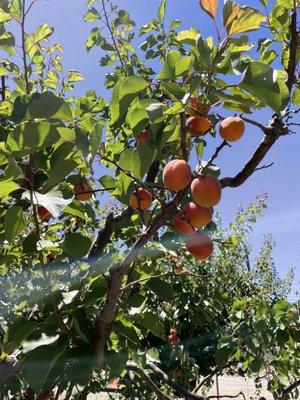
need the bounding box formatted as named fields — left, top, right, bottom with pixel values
left=130, top=96, right=246, bottom=260
left=186, top=95, right=245, bottom=142
left=168, top=328, right=180, bottom=345
left=37, top=179, right=93, bottom=221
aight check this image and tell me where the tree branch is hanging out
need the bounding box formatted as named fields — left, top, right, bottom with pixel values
left=280, top=379, right=300, bottom=399
left=180, top=112, right=188, bottom=162
left=144, top=361, right=205, bottom=400
left=93, top=190, right=185, bottom=365
left=100, top=0, right=128, bottom=76
left=286, top=4, right=298, bottom=92
left=21, top=0, right=30, bottom=94
left=127, top=362, right=172, bottom=400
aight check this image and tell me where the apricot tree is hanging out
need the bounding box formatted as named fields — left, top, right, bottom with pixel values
left=0, top=0, right=299, bottom=398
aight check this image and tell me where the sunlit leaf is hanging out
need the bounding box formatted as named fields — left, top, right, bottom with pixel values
left=199, top=0, right=218, bottom=19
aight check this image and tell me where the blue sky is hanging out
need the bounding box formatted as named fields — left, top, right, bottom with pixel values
left=22, top=0, right=299, bottom=292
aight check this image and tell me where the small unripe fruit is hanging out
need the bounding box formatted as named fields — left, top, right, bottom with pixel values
left=163, top=159, right=192, bottom=191
left=186, top=116, right=212, bottom=136
left=219, top=116, right=245, bottom=142
left=74, top=180, right=93, bottom=201
left=130, top=188, right=153, bottom=211
left=173, top=213, right=195, bottom=236
left=186, top=232, right=213, bottom=260
left=136, top=130, right=150, bottom=144
left=37, top=206, right=52, bottom=221
left=183, top=202, right=212, bottom=228
left=191, top=176, right=221, bottom=207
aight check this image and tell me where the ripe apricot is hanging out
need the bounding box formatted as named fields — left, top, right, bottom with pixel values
left=37, top=206, right=52, bottom=221
left=175, top=368, right=184, bottom=378
left=183, top=202, right=212, bottom=228
left=188, top=96, right=211, bottom=116
left=173, top=212, right=195, bottom=236
left=130, top=188, right=153, bottom=211
left=186, top=232, right=213, bottom=260
left=136, top=130, right=150, bottom=144
left=186, top=116, right=212, bottom=136
left=74, top=180, right=93, bottom=201
left=191, top=175, right=221, bottom=207
left=163, top=159, right=192, bottom=191
left=219, top=116, right=245, bottom=142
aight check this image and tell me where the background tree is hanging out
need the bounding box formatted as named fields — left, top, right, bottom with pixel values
left=0, top=0, right=299, bottom=398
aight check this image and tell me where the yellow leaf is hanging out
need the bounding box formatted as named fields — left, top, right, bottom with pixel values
left=199, top=0, right=219, bottom=19
left=226, top=4, right=266, bottom=36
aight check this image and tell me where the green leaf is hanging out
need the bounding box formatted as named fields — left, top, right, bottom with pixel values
left=4, top=206, right=25, bottom=241
left=83, top=7, right=100, bottom=22
left=0, top=178, right=19, bottom=198
left=106, top=350, right=128, bottom=377
left=21, top=342, right=66, bottom=393
left=0, top=3, right=12, bottom=23
left=215, top=336, right=237, bottom=368
left=131, top=143, right=155, bottom=180
left=0, top=26, right=15, bottom=55
left=22, top=189, right=72, bottom=218
left=67, top=70, right=84, bottom=82
left=195, top=35, right=212, bottom=68
left=26, top=92, right=73, bottom=121
left=115, top=318, right=140, bottom=345
left=0, top=100, right=13, bottom=117
left=240, top=62, right=289, bottom=113
left=135, top=312, right=164, bottom=338
left=6, top=122, right=61, bottom=156
left=63, top=203, right=92, bottom=222
left=44, top=159, right=78, bottom=190
left=175, top=56, right=193, bottom=76
left=157, top=0, right=166, bottom=20
left=176, top=28, right=199, bottom=45
left=25, top=23, right=54, bottom=59
left=62, top=232, right=92, bottom=259
left=157, top=51, right=181, bottom=80
left=110, top=76, right=149, bottom=125
left=3, top=320, right=39, bottom=354
left=126, top=98, right=155, bottom=134
left=146, top=278, right=174, bottom=301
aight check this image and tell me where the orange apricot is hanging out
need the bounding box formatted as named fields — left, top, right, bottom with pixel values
left=188, top=96, right=211, bottom=116
left=183, top=201, right=212, bottom=228
left=37, top=206, right=52, bottom=221
left=173, top=212, right=195, bottom=236
left=130, top=188, right=153, bottom=211
left=191, top=175, right=221, bottom=207
left=74, top=180, right=93, bottom=201
left=136, top=130, right=150, bottom=144
left=175, top=368, right=184, bottom=378
left=219, top=116, right=245, bottom=142
left=163, top=159, right=192, bottom=191
left=186, top=232, right=213, bottom=260
left=186, top=116, right=212, bottom=136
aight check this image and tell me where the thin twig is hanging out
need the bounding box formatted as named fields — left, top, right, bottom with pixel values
left=180, top=112, right=188, bottom=161
left=254, top=162, right=274, bottom=172
left=100, top=0, right=128, bottom=76
left=21, top=0, right=30, bottom=94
